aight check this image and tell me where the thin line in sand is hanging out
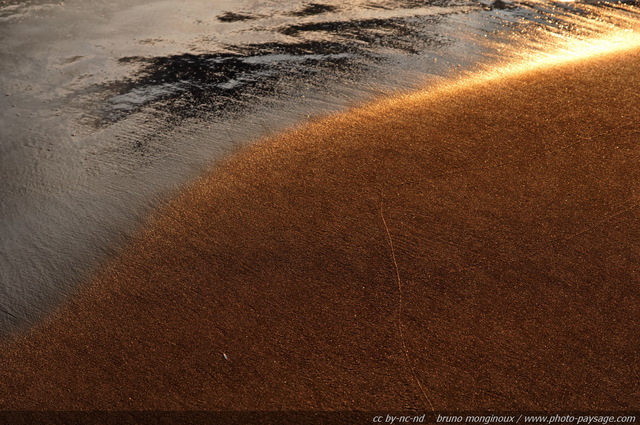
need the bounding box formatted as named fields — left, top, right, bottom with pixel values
left=379, top=196, right=436, bottom=412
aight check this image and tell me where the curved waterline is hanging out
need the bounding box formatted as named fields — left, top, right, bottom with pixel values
left=0, top=34, right=638, bottom=410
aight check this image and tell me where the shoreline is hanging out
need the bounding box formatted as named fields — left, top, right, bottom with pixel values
left=0, top=45, right=639, bottom=410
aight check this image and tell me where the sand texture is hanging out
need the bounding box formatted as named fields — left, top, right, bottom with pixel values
left=0, top=48, right=639, bottom=411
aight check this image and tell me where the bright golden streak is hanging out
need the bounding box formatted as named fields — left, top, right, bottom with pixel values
left=487, top=31, right=640, bottom=81
left=366, top=29, right=640, bottom=114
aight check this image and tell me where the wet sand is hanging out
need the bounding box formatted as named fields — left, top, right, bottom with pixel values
left=0, top=46, right=639, bottom=411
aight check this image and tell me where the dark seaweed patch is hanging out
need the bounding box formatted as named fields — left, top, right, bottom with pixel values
left=99, top=41, right=359, bottom=125
left=279, top=16, right=448, bottom=54
left=490, top=0, right=517, bottom=10
left=217, top=11, right=257, bottom=22
left=290, top=3, right=339, bottom=17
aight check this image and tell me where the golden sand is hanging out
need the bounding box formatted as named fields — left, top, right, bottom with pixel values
left=0, top=45, right=638, bottom=410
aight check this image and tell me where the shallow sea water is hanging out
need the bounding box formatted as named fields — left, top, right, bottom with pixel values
left=0, top=0, right=639, bottom=334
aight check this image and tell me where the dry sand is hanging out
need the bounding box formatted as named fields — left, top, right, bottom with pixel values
left=0, top=46, right=639, bottom=412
